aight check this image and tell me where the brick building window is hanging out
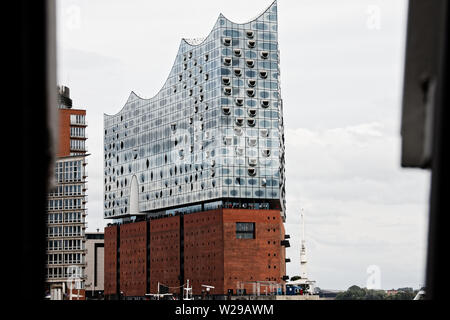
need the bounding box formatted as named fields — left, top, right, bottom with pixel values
left=236, top=222, right=255, bottom=239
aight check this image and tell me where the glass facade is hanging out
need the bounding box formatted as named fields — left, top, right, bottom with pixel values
left=46, top=156, right=87, bottom=285
left=104, top=1, right=286, bottom=221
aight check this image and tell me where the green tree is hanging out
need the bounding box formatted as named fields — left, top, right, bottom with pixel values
left=385, top=291, right=416, bottom=300
left=335, top=286, right=387, bottom=300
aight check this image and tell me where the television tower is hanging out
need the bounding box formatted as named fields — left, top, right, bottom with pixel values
left=300, top=209, right=308, bottom=279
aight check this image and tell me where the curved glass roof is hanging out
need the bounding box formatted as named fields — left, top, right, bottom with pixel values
left=104, top=0, right=278, bottom=117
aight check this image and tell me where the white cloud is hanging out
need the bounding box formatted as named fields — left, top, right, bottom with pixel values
left=284, top=124, right=429, bottom=289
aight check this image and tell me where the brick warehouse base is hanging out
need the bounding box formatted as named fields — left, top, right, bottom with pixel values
left=104, top=208, right=288, bottom=299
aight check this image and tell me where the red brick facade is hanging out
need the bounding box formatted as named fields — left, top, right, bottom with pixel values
left=57, top=108, right=86, bottom=157
left=104, top=208, right=287, bottom=298
left=120, top=221, right=147, bottom=297
left=104, top=225, right=118, bottom=296
left=149, top=215, right=181, bottom=295
left=184, top=209, right=225, bottom=295
left=223, top=209, right=286, bottom=295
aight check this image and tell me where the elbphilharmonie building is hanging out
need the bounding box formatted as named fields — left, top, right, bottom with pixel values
left=104, top=0, right=285, bottom=222
left=104, top=0, right=290, bottom=299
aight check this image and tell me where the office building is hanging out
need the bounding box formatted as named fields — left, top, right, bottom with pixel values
left=45, top=86, right=88, bottom=300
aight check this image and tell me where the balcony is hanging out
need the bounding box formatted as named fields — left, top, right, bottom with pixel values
left=70, top=118, right=88, bottom=126
left=70, top=132, right=88, bottom=139
left=281, top=240, right=290, bottom=247
left=70, top=146, right=88, bottom=153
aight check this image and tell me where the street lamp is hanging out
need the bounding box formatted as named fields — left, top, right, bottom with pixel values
left=201, top=285, right=215, bottom=300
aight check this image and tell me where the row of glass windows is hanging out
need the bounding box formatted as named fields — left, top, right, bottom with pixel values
left=105, top=171, right=280, bottom=214
left=222, top=29, right=277, bottom=40
left=70, top=114, right=86, bottom=125
left=109, top=164, right=279, bottom=184
left=49, top=184, right=84, bottom=197
left=47, top=253, right=84, bottom=265
left=105, top=137, right=279, bottom=171
left=107, top=82, right=276, bottom=137
left=46, top=267, right=84, bottom=282
left=106, top=127, right=280, bottom=157
left=70, top=139, right=86, bottom=151
left=47, top=212, right=83, bottom=224
left=105, top=169, right=280, bottom=197
left=106, top=131, right=279, bottom=164
left=47, top=199, right=84, bottom=211
left=105, top=152, right=279, bottom=179
left=55, top=160, right=84, bottom=183
left=104, top=188, right=278, bottom=217
left=142, top=200, right=269, bottom=218
left=105, top=111, right=280, bottom=156
left=105, top=109, right=279, bottom=151
left=106, top=115, right=279, bottom=158
left=221, top=39, right=278, bottom=51
left=106, top=181, right=280, bottom=208
left=47, top=239, right=83, bottom=251
left=107, top=113, right=278, bottom=148
left=70, top=126, right=86, bottom=138
left=47, top=226, right=83, bottom=237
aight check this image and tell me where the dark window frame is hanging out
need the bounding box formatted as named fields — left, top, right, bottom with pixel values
left=236, top=222, right=255, bottom=239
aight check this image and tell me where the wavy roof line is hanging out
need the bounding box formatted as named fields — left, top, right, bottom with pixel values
left=180, top=0, right=277, bottom=48
left=220, top=0, right=276, bottom=25
left=104, top=0, right=277, bottom=118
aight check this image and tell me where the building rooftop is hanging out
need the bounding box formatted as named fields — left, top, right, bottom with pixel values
left=86, top=233, right=104, bottom=240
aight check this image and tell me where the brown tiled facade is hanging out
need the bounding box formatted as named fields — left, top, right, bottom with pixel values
left=149, top=215, right=181, bottom=295
left=184, top=209, right=225, bottom=295
left=104, top=208, right=287, bottom=298
left=120, top=221, right=148, bottom=297
left=57, top=108, right=86, bottom=157
left=223, top=209, right=286, bottom=295
left=104, top=225, right=118, bottom=296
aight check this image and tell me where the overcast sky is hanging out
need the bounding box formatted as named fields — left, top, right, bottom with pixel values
left=56, top=0, right=430, bottom=290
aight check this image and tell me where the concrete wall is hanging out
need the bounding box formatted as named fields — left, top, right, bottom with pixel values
left=85, top=234, right=104, bottom=294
